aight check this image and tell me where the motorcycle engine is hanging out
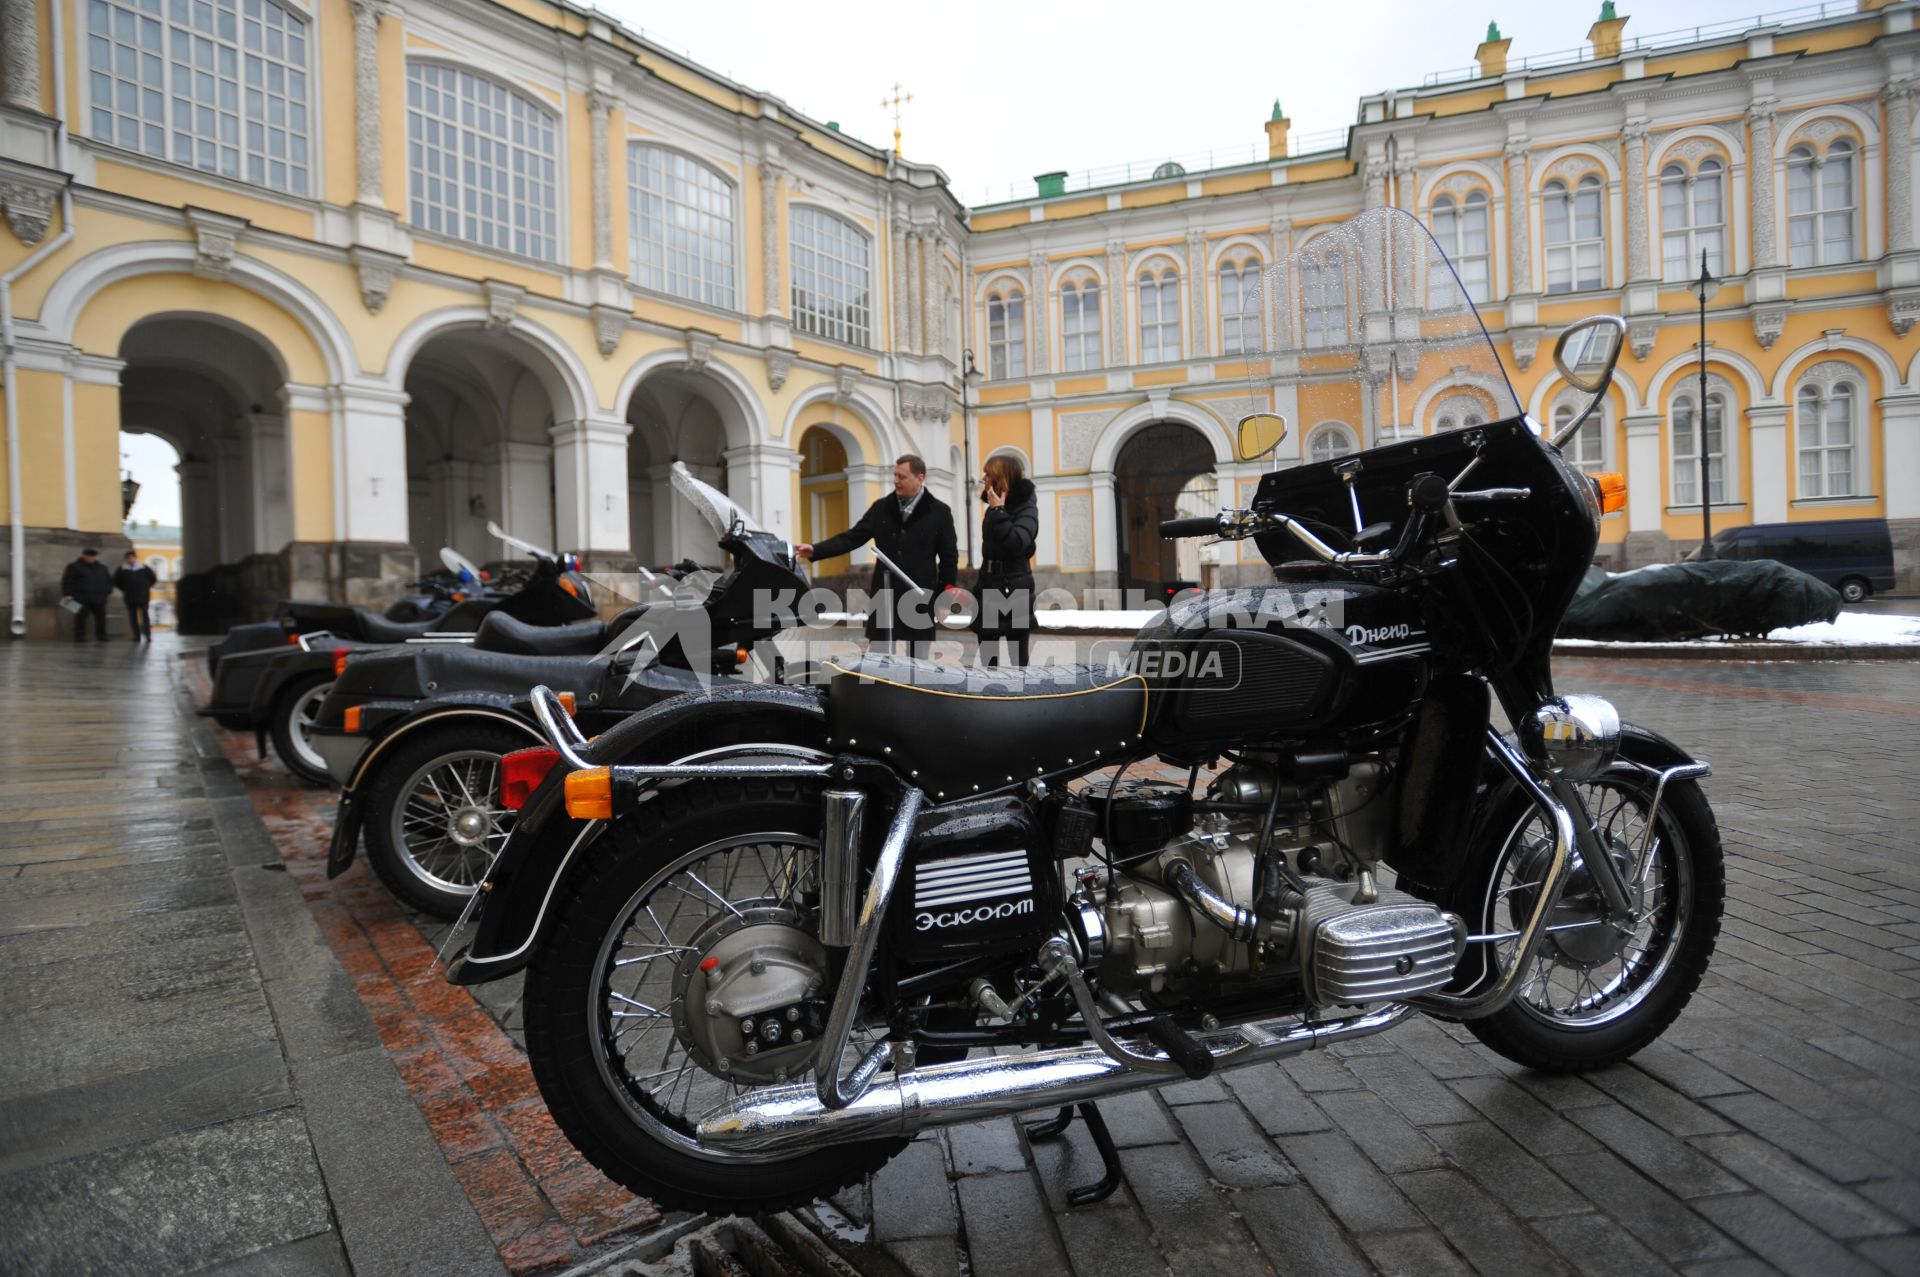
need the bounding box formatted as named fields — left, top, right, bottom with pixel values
left=1081, top=763, right=1466, bottom=1011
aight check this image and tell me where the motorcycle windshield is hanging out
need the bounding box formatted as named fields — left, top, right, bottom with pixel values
left=671, top=461, right=768, bottom=539
left=1239, top=207, right=1520, bottom=455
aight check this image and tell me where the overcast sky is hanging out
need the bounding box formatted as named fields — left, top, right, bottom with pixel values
left=121, top=431, right=182, bottom=526
left=596, top=0, right=1806, bottom=203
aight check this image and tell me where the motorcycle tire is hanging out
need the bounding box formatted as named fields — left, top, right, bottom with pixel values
left=269, top=672, right=338, bottom=787
left=524, top=777, right=909, bottom=1217
left=361, top=721, right=528, bottom=918
left=1464, top=768, right=1723, bottom=1073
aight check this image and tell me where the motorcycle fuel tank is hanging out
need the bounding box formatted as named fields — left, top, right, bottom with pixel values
left=1128, top=582, right=1429, bottom=745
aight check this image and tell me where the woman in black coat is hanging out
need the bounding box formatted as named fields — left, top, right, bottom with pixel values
left=973, top=454, right=1039, bottom=666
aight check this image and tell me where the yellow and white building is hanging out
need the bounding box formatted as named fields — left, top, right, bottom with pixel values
left=2, top=0, right=1916, bottom=635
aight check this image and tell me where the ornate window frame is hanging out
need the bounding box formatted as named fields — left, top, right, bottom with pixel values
left=405, top=58, right=561, bottom=262
left=1668, top=371, right=1739, bottom=510
left=1657, top=142, right=1729, bottom=283
left=985, top=276, right=1028, bottom=380
left=1056, top=266, right=1104, bottom=373
left=1541, top=160, right=1607, bottom=294
left=1428, top=185, right=1494, bottom=303
left=1213, top=245, right=1263, bottom=357
left=1792, top=359, right=1868, bottom=501
left=1135, top=256, right=1182, bottom=365
left=627, top=142, right=738, bottom=311
left=1784, top=121, right=1863, bottom=268
left=789, top=203, right=874, bottom=348
left=1305, top=420, right=1358, bottom=462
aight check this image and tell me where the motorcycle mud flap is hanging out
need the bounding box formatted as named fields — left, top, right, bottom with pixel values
left=1384, top=675, right=1490, bottom=900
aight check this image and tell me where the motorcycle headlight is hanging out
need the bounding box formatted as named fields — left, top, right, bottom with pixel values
left=1519, top=694, right=1621, bottom=781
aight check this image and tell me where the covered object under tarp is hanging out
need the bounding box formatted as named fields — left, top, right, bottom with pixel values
left=1560, top=559, right=1843, bottom=641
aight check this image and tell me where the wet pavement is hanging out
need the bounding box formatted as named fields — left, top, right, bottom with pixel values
left=2, top=632, right=1917, bottom=1275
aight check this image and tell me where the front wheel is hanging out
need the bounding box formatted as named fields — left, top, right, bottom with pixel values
left=362, top=722, right=529, bottom=917
left=1838, top=576, right=1871, bottom=604
left=270, top=673, right=337, bottom=786
left=523, top=778, right=908, bottom=1217
left=1464, top=766, right=1723, bottom=1072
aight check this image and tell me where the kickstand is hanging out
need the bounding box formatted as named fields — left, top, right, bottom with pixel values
left=1023, top=1101, right=1124, bottom=1206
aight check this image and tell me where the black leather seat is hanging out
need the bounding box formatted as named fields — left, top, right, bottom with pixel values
left=351, top=609, right=443, bottom=642
left=415, top=647, right=608, bottom=698
left=823, top=653, right=1150, bottom=800
left=472, top=612, right=609, bottom=656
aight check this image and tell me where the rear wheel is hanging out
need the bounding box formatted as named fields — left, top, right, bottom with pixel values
left=1838, top=576, right=1870, bottom=604
left=1465, top=766, right=1723, bottom=1072
left=269, top=673, right=336, bottom=786
left=523, top=779, right=908, bottom=1217
left=362, top=721, right=530, bottom=917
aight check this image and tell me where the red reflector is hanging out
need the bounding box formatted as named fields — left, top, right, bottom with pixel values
left=333, top=649, right=351, bottom=676
left=699, top=955, right=719, bottom=973
left=499, top=747, right=562, bottom=810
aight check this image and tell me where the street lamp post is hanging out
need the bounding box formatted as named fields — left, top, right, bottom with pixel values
left=960, top=348, right=983, bottom=567
left=1692, top=250, right=1715, bottom=556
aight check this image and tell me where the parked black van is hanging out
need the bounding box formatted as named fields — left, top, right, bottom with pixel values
left=1687, top=518, right=1896, bottom=602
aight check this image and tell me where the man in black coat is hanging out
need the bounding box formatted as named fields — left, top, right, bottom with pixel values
left=799, top=454, right=957, bottom=654
left=114, top=551, right=158, bottom=642
left=60, top=548, right=113, bottom=642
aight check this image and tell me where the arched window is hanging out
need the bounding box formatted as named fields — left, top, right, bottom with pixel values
left=629, top=145, right=735, bottom=309
left=987, top=286, right=1026, bottom=379
left=1787, top=138, right=1857, bottom=267
left=86, top=0, right=311, bottom=194
left=407, top=63, right=558, bottom=260
left=1543, top=174, right=1604, bottom=293
left=1307, top=423, right=1357, bottom=462
left=1660, top=156, right=1725, bottom=282
left=790, top=207, right=872, bottom=346
left=1302, top=256, right=1346, bottom=350
left=1671, top=385, right=1730, bottom=506
left=1138, top=266, right=1180, bottom=363
left=1795, top=366, right=1863, bottom=498
left=1218, top=255, right=1261, bottom=355
left=1060, top=276, right=1102, bottom=371
left=1432, top=393, right=1487, bottom=434
left=1430, top=191, right=1492, bottom=302
left=1553, top=401, right=1605, bottom=473
left=147, top=554, right=170, bottom=580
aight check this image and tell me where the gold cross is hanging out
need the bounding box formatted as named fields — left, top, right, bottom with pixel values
left=881, top=82, right=912, bottom=156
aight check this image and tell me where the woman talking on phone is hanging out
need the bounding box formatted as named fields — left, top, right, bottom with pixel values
left=972, top=453, right=1039, bottom=666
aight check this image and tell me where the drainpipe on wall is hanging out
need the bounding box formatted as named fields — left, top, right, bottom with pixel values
left=3, top=0, right=72, bottom=636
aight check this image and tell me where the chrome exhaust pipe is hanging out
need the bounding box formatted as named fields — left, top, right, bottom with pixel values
left=698, top=1003, right=1409, bottom=1155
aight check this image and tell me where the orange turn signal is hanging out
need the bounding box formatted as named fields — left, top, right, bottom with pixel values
left=342, top=705, right=363, bottom=734
left=333, top=649, right=351, bottom=676
left=1592, top=472, right=1627, bottom=515
left=564, top=766, right=614, bottom=820
left=735, top=645, right=750, bottom=666
left=556, top=690, right=576, bottom=716
left=558, top=578, right=580, bottom=598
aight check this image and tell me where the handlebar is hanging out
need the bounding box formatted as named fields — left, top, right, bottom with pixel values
left=1158, top=467, right=1480, bottom=571
left=1158, top=516, right=1224, bottom=539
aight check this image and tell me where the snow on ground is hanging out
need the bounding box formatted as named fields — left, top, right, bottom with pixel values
left=1554, top=610, right=1920, bottom=648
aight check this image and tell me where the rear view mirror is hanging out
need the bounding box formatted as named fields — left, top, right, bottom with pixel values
left=1236, top=413, right=1288, bottom=461
left=1553, top=316, right=1625, bottom=393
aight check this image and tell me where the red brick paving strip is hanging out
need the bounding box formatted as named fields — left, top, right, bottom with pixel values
left=184, top=660, right=660, bottom=1274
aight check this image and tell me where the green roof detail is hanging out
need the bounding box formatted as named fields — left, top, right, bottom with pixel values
left=1270, top=99, right=1285, bottom=121
left=1599, top=1, right=1616, bottom=21
left=1486, top=21, right=1502, bottom=42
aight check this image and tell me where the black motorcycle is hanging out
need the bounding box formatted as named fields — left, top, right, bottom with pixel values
left=314, top=465, right=807, bottom=917
left=445, top=208, right=1723, bottom=1218
left=200, top=541, right=596, bottom=784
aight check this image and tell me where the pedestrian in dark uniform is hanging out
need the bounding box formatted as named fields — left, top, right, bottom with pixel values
left=60, top=548, right=113, bottom=642
left=114, top=551, right=157, bottom=642
left=798, top=454, right=957, bottom=656
left=973, top=454, right=1039, bottom=667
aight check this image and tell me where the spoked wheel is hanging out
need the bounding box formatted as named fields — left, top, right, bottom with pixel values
left=524, top=778, right=909, bottom=1217
left=270, top=673, right=336, bottom=786
left=1466, top=765, right=1723, bottom=1071
left=361, top=722, right=529, bottom=917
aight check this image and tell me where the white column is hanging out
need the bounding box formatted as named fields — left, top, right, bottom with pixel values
left=243, top=411, right=291, bottom=553
left=1504, top=138, right=1532, bottom=295
left=1884, top=396, right=1920, bottom=520
left=215, top=435, right=251, bottom=562
left=1185, top=229, right=1206, bottom=358
left=1748, top=99, right=1779, bottom=269
left=1105, top=240, right=1127, bottom=364
left=1623, top=119, right=1652, bottom=284
left=589, top=89, right=615, bottom=271
left=1027, top=247, right=1049, bottom=375
left=760, top=159, right=784, bottom=320
left=1886, top=80, right=1916, bottom=255
left=492, top=441, right=554, bottom=554
left=722, top=442, right=799, bottom=539
left=1747, top=406, right=1790, bottom=523
left=348, top=0, right=383, bottom=207
left=333, top=385, right=411, bottom=545
left=1090, top=471, right=1118, bottom=576
left=890, top=215, right=910, bottom=352
left=906, top=229, right=925, bottom=356
left=551, top=417, right=632, bottom=554
left=1623, top=413, right=1664, bottom=533
left=2, top=0, right=42, bottom=111
left=176, top=457, right=218, bottom=572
